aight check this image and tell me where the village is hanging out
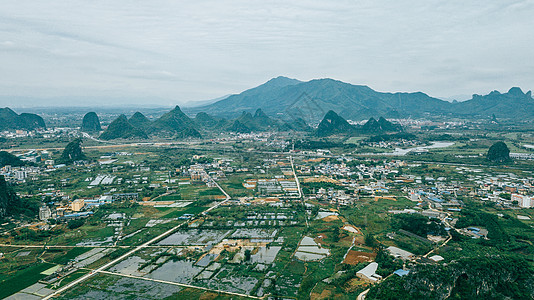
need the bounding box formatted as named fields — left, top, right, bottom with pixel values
left=1, top=126, right=533, bottom=299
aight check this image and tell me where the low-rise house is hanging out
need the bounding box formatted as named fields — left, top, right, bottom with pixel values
left=387, top=246, right=415, bottom=260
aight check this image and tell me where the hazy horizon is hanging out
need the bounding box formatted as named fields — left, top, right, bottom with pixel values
left=1, top=1, right=534, bottom=107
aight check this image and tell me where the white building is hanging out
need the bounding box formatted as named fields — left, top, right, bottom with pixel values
left=387, top=246, right=415, bottom=260
left=409, top=191, right=421, bottom=201
left=15, top=170, right=27, bottom=181
left=511, top=194, right=532, bottom=208
left=39, top=206, right=52, bottom=221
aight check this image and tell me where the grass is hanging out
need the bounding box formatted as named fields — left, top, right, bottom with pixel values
left=157, top=193, right=182, bottom=201
left=161, top=206, right=208, bottom=219
left=166, top=287, right=251, bottom=300
left=0, top=262, right=55, bottom=298
left=344, top=136, right=366, bottom=144
left=340, top=197, right=413, bottom=236
left=179, top=184, right=225, bottom=200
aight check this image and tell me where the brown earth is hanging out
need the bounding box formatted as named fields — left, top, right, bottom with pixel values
left=310, top=288, right=333, bottom=300
left=322, top=215, right=340, bottom=222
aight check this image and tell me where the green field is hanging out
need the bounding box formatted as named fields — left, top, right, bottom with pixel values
left=0, top=262, right=55, bottom=298
left=51, top=247, right=92, bottom=265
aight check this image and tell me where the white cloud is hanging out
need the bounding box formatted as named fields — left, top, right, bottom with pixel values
left=0, top=0, right=533, bottom=106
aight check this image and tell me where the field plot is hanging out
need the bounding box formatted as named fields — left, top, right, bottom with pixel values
left=0, top=262, right=55, bottom=299
left=294, top=236, right=331, bottom=261
left=178, top=184, right=225, bottom=200
left=251, top=246, right=282, bottom=264
left=147, top=259, right=203, bottom=283
left=343, top=250, right=376, bottom=265
left=108, top=256, right=149, bottom=276
left=157, top=229, right=232, bottom=245
left=55, top=273, right=183, bottom=299
left=198, top=265, right=260, bottom=295
left=230, top=228, right=278, bottom=239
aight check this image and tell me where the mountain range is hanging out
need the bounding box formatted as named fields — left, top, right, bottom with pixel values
left=99, top=106, right=201, bottom=140
left=186, top=76, right=534, bottom=122
left=94, top=105, right=313, bottom=140
left=2, top=76, right=532, bottom=138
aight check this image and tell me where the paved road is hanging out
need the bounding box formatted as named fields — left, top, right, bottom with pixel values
left=80, top=132, right=114, bottom=144
left=357, top=288, right=370, bottom=300
left=289, top=155, right=303, bottom=199
left=202, top=173, right=231, bottom=216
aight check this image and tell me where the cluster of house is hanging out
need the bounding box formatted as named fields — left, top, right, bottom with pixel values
left=356, top=245, right=447, bottom=283
left=474, top=173, right=534, bottom=208
left=38, top=193, right=138, bottom=221
left=511, top=194, right=533, bottom=208
left=1, top=165, right=41, bottom=182
left=187, top=164, right=219, bottom=188
left=0, top=129, right=38, bottom=138
left=307, top=186, right=355, bottom=206
left=299, top=154, right=534, bottom=212
left=311, top=161, right=355, bottom=178
left=213, top=131, right=275, bottom=142
left=362, top=139, right=422, bottom=149
left=0, top=127, right=79, bottom=140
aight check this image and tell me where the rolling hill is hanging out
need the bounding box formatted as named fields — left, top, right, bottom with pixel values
left=100, top=115, right=149, bottom=140
left=0, top=108, right=46, bottom=131
left=128, top=112, right=151, bottom=129
left=81, top=112, right=102, bottom=133
left=150, top=106, right=201, bottom=138
left=315, top=110, right=354, bottom=137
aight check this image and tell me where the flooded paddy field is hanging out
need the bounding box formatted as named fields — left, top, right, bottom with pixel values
left=196, top=265, right=260, bottom=295
left=157, top=229, right=232, bottom=245
left=147, top=259, right=203, bottom=284
left=230, top=228, right=278, bottom=239
left=56, top=273, right=182, bottom=299
left=55, top=201, right=352, bottom=299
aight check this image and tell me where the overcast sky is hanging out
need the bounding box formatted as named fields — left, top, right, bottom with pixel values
left=1, top=0, right=533, bottom=107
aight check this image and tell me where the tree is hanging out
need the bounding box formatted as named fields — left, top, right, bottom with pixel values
left=68, top=219, right=85, bottom=229
left=60, top=138, right=86, bottom=164
left=499, top=193, right=511, bottom=200
left=364, top=233, right=378, bottom=248
left=333, top=227, right=340, bottom=242
left=0, top=151, right=25, bottom=167
left=487, top=142, right=510, bottom=162
left=244, top=249, right=252, bottom=261
left=0, top=175, right=38, bottom=219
